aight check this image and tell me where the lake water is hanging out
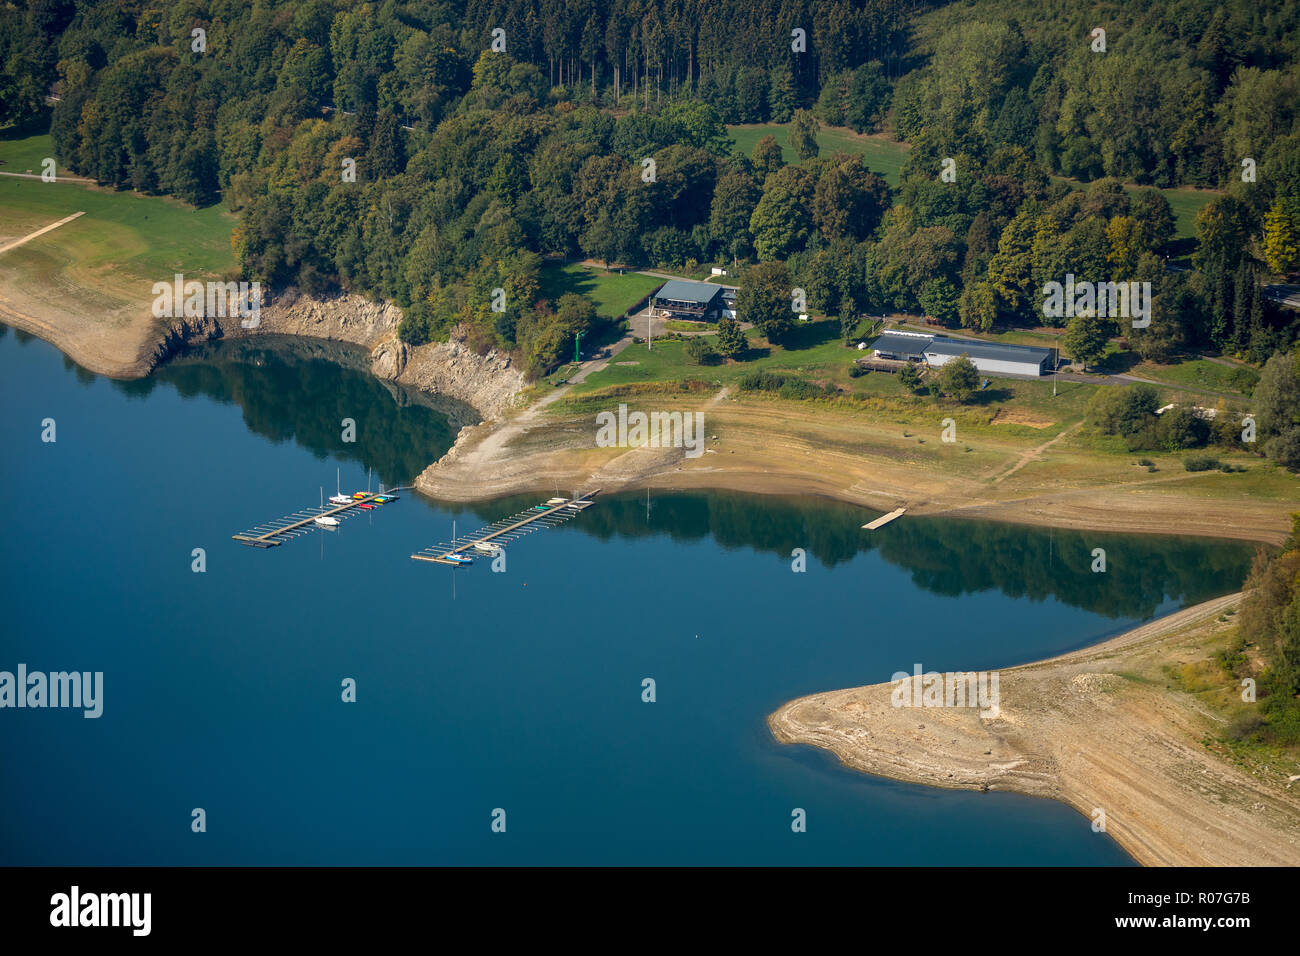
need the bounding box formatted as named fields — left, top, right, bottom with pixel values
left=0, top=327, right=1255, bottom=865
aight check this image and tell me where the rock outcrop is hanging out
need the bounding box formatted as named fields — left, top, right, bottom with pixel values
left=188, top=287, right=527, bottom=422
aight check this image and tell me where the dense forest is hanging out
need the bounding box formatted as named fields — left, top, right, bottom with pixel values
left=2, top=0, right=1299, bottom=384
left=1231, top=518, right=1300, bottom=747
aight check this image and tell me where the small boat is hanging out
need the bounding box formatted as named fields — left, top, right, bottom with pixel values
left=329, top=468, right=351, bottom=504
left=445, top=553, right=473, bottom=565
left=315, top=487, right=339, bottom=527
left=351, top=492, right=368, bottom=500
left=371, top=496, right=390, bottom=504
left=546, top=497, right=566, bottom=506
left=533, top=505, right=550, bottom=511
left=472, top=541, right=502, bottom=555
left=359, top=503, right=375, bottom=510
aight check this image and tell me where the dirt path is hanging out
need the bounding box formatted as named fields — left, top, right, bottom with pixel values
left=990, top=422, right=1082, bottom=483
left=0, top=211, right=84, bottom=255
left=769, top=593, right=1300, bottom=866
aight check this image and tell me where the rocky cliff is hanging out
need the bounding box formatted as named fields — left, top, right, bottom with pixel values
left=148, top=287, right=525, bottom=422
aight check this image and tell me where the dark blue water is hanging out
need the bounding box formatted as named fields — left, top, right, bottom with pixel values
left=0, top=327, right=1253, bottom=865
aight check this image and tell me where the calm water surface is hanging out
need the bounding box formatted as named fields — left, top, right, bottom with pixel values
left=0, top=327, right=1254, bottom=865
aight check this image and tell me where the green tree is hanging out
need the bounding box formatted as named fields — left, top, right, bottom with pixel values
left=1064, top=312, right=1114, bottom=370
left=937, top=355, right=979, bottom=402
left=715, top=316, right=747, bottom=357
left=898, top=362, right=922, bottom=392
left=1254, top=349, right=1300, bottom=470
left=749, top=166, right=813, bottom=260
left=685, top=336, right=719, bottom=365
left=752, top=135, right=784, bottom=177
left=918, top=278, right=960, bottom=326
left=788, top=109, right=820, bottom=161
left=1263, top=198, right=1300, bottom=277
left=737, top=260, right=795, bottom=344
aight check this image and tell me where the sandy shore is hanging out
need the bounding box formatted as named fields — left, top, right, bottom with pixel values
left=417, top=391, right=1296, bottom=546
left=768, top=593, right=1300, bottom=866
left=3, top=260, right=1293, bottom=546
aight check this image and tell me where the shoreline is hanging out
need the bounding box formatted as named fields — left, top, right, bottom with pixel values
left=3, top=303, right=1292, bottom=547
left=768, top=593, right=1300, bottom=867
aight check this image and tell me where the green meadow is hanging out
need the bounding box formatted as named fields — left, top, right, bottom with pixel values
left=0, top=133, right=236, bottom=284
left=727, top=123, right=909, bottom=186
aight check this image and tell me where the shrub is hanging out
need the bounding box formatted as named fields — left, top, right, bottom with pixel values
left=685, top=336, right=719, bottom=365
left=1183, top=454, right=1220, bottom=471
left=848, top=363, right=867, bottom=378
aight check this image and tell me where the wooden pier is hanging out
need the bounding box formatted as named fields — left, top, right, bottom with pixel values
left=862, top=507, right=906, bottom=531
left=233, top=489, right=404, bottom=548
left=411, top=491, right=600, bottom=566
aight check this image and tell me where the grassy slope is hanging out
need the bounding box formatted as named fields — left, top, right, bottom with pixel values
left=728, top=123, right=910, bottom=186
left=0, top=133, right=236, bottom=306
left=538, top=261, right=663, bottom=318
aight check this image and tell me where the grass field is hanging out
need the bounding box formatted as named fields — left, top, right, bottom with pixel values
left=1051, top=171, right=1218, bottom=241
left=578, top=315, right=1103, bottom=428
left=0, top=130, right=63, bottom=176
left=727, top=123, right=909, bottom=186
left=538, top=261, right=663, bottom=318
left=0, top=133, right=236, bottom=282
left=1130, top=358, right=1260, bottom=396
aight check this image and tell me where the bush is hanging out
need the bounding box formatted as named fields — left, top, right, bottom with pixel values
left=685, top=336, right=719, bottom=365
left=1183, top=454, right=1221, bottom=471
left=848, top=363, right=867, bottom=378
left=738, top=369, right=834, bottom=399
left=1086, top=383, right=1160, bottom=436
left=1155, top=405, right=1209, bottom=451
left=1137, top=458, right=1153, bottom=467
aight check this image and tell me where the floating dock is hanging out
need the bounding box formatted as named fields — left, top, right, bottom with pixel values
left=411, top=491, right=599, bottom=566
left=862, top=507, right=906, bottom=531
left=233, top=490, right=403, bottom=548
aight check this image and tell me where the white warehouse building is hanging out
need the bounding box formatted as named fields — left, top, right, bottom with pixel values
left=868, top=331, right=1054, bottom=377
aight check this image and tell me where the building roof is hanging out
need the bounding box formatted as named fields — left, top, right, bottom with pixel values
left=655, top=279, right=724, bottom=305
left=924, top=337, right=1053, bottom=364
left=868, top=332, right=934, bottom=354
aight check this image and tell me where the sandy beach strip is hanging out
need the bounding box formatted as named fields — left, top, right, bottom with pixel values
left=768, top=593, right=1300, bottom=866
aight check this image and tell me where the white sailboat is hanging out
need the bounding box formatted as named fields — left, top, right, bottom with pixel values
left=314, top=487, right=340, bottom=528
left=328, top=467, right=351, bottom=505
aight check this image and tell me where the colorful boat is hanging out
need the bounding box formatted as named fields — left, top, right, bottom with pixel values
left=445, top=553, right=473, bottom=565
left=359, top=503, right=375, bottom=510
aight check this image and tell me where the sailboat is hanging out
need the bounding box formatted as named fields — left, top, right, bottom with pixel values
left=329, top=467, right=351, bottom=505
left=314, top=487, right=340, bottom=528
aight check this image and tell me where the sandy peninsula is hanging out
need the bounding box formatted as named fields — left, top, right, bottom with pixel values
left=768, top=592, right=1300, bottom=866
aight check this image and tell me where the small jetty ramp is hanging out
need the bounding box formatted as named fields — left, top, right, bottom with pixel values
left=412, top=491, right=599, bottom=566
left=233, top=490, right=404, bottom=548
left=862, top=507, right=906, bottom=531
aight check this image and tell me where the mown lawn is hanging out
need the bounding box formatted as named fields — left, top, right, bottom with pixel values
left=538, top=261, right=663, bottom=318
left=0, top=130, right=62, bottom=176
left=578, top=315, right=1101, bottom=429
left=0, top=134, right=236, bottom=285
left=727, top=123, right=909, bottom=185
left=1130, top=358, right=1260, bottom=396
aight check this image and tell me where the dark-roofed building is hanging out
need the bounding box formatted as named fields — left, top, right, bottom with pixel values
left=868, top=331, right=934, bottom=362
left=866, top=331, right=1054, bottom=377
left=653, top=279, right=726, bottom=321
